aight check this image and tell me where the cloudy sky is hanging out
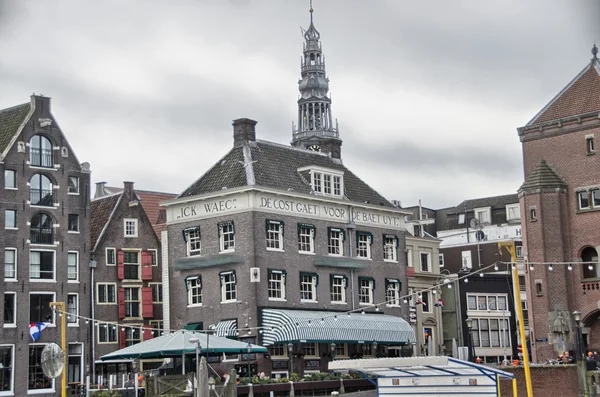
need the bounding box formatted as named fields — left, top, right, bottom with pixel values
left=0, top=1, right=598, bottom=208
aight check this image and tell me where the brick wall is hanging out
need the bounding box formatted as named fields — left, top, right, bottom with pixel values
left=499, top=365, right=579, bottom=397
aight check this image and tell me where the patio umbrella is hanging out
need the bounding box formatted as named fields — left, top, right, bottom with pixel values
left=100, top=331, right=267, bottom=360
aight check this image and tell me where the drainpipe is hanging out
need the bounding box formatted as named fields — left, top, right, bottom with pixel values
left=89, top=259, right=97, bottom=383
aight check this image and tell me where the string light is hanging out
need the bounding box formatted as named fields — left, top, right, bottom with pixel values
left=464, top=278, right=469, bottom=283
left=568, top=264, right=573, bottom=271
left=589, top=264, right=594, bottom=270
left=479, top=273, right=484, bottom=277
left=494, top=264, right=499, bottom=271
left=529, top=263, right=534, bottom=271
left=548, top=264, right=553, bottom=271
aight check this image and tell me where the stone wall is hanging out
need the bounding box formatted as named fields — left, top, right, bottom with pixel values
left=499, top=365, right=579, bottom=397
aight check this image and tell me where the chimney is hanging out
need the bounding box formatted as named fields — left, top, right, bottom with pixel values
left=94, top=182, right=107, bottom=199
left=123, top=181, right=135, bottom=199
left=232, top=118, right=257, bottom=147
left=31, top=94, right=51, bottom=116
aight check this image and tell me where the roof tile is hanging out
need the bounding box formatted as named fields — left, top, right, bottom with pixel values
left=0, top=103, right=31, bottom=154
left=519, top=160, right=567, bottom=192
left=90, top=194, right=121, bottom=251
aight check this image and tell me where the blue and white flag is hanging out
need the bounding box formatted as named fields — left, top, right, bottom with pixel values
left=29, top=322, right=51, bottom=341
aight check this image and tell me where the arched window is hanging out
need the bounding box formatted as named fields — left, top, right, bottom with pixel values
left=29, top=174, right=54, bottom=206
left=29, top=135, right=53, bottom=168
left=310, top=53, right=316, bottom=65
left=30, top=213, right=54, bottom=245
left=582, top=247, right=599, bottom=279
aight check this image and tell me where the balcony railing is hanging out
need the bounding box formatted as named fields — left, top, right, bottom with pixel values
left=582, top=281, right=600, bottom=293
left=292, top=129, right=339, bottom=141
left=30, top=189, right=54, bottom=206
left=30, top=229, right=54, bottom=244
left=30, top=148, right=53, bottom=168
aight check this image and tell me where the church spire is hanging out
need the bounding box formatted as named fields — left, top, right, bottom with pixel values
left=291, top=1, right=342, bottom=159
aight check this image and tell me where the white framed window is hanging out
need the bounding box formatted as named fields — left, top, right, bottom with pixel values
left=98, top=324, right=118, bottom=343
left=67, top=293, right=79, bottom=326
left=407, top=249, right=413, bottom=267
left=334, top=343, right=348, bottom=358
left=3, top=292, right=16, bottom=327
left=149, top=249, right=158, bottom=266
left=506, top=204, right=520, bottom=221
left=4, top=248, right=16, bottom=281
left=186, top=276, right=202, bottom=306
left=587, top=136, right=595, bottom=154
left=4, top=170, right=16, bottom=189
left=67, top=214, right=79, bottom=233
left=106, top=247, right=116, bottom=266
left=421, top=291, right=431, bottom=313
left=386, top=279, right=401, bottom=307
left=408, top=287, right=415, bottom=307
left=439, top=253, right=444, bottom=267
left=97, top=283, right=117, bottom=304
left=29, top=292, right=55, bottom=323
left=530, top=207, right=537, bottom=221
left=383, top=235, right=398, bottom=262
left=184, top=227, right=201, bottom=256
left=124, top=218, right=138, bottom=237
left=269, top=345, right=286, bottom=358
left=466, top=293, right=509, bottom=312
left=328, top=228, right=344, bottom=256
left=302, top=343, right=319, bottom=358
left=323, top=174, right=332, bottom=195
left=67, top=343, right=83, bottom=384
left=359, top=278, right=374, bottom=305
left=333, top=176, right=342, bottom=195
left=420, top=252, right=431, bottom=272
left=268, top=270, right=286, bottom=300
left=297, top=224, right=315, bottom=254
left=125, top=327, right=142, bottom=347
left=356, top=232, right=372, bottom=259
left=124, top=287, right=141, bottom=318
left=150, top=283, right=163, bottom=303
left=474, top=207, right=491, bottom=224
left=220, top=271, right=237, bottom=303
left=300, top=273, right=318, bottom=302
left=30, top=250, right=55, bottom=281
left=219, top=221, right=235, bottom=252
left=313, top=172, right=322, bottom=193
left=149, top=320, right=164, bottom=336
left=308, top=169, right=344, bottom=197
left=68, top=176, right=80, bottom=194
left=470, top=318, right=511, bottom=349
left=123, top=251, right=140, bottom=280
left=516, top=246, right=523, bottom=258
left=28, top=344, right=55, bottom=392
left=593, top=190, right=600, bottom=208
left=458, top=213, right=465, bottom=224
left=4, top=210, right=16, bottom=229
left=330, top=275, right=347, bottom=303
left=0, top=345, right=14, bottom=394
left=68, top=251, right=79, bottom=282
left=578, top=191, right=590, bottom=209
left=266, top=220, right=284, bottom=251
left=461, top=250, right=472, bottom=269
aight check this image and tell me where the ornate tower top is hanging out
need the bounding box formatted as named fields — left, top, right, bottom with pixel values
left=291, top=0, right=342, bottom=159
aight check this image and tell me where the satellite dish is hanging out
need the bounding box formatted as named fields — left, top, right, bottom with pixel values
left=469, top=218, right=480, bottom=229
left=41, top=343, right=64, bottom=379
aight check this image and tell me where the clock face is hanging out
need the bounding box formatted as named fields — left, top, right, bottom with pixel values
left=308, top=144, right=321, bottom=152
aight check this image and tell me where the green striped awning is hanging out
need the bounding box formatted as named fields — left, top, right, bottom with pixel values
left=215, top=319, right=237, bottom=337
left=261, top=309, right=415, bottom=346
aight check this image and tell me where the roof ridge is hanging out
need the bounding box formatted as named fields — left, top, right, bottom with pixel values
left=105, top=186, right=177, bottom=196
left=91, top=191, right=123, bottom=202
left=255, top=139, right=331, bottom=157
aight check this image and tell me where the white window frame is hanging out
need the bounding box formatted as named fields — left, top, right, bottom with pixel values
left=4, top=248, right=17, bottom=281
left=592, top=190, right=600, bottom=208
left=4, top=169, right=16, bottom=190
left=269, top=345, right=287, bottom=359
left=67, top=176, right=80, bottom=195
left=98, top=323, right=118, bottom=344
left=357, top=233, right=371, bottom=259
left=420, top=252, right=431, bottom=272
left=386, top=280, right=401, bottom=307
left=67, top=214, right=80, bottom=234
left=458, top=213, right=465, bottom=224
left=266, top=221, right=284, bottom=251
left=125, top=326, right=142, bottom=347
left=506, top=204, right=520, bottom=221
left=220, top=272, right=237, bottom=303
left=461, top=250, right=472, bottom=269
left=301, top=343, right=319, bottom=358
left=268, top=271, right=286, bottom=301
left=96, top=283, right=117, bottom=304
left=28, top=343, right=56, bottom=393
left=66, top=293, right=79, bottom=326
left=466, top=293, right=510, bottom=312
left=516, top=246, right=523, bottom=258
left=3, top=292, right=16, bottom=328
left=186, top=228, right=201, bottom=256
left=124, top=287, right=141, bottom=319
left=300, top=273, right=317, bottom=303
left=474, top=207, right=491, bottom=224
left=438, top=253, right=445, bottom=268
left=330, top=275, right=346, bottom=304
left=530, top=207, right=537, bottom=221
left=298, top=225, right=315, bottom=254
left=302, top=167, right=344, bottom=198
left=149, top=249, right=158, bottom=266
left=186, top=277, right=202, bottom=307
left=407, top=249, right=413, bottom=267
left=67, top=343, right=84, bottom=384
left=587, top=135, right=595, bottom=154
left=29, top=249, right=56, bottom=282
left=470, top=318, right=511, bottom=349
left=4, top=210, right=16, bottom=229
left=29, top=292, right=56, bottom=325
left=67, top=251, right=79, bottom=283
left=219, top=221, right=235, bottom=253
left=149, top=320, right=164, bottom=336
left=358, top=278, right=374, bottom=305
left=383, top=236, right=397, bottom=262
left=422, top=290, right=431, bottom=313
left=0, top=344, right=15, bottom=395
left=328, top=229, right=344, bottom=256
left=105, top=247, right=116, bottom=266
left=578, top=191, right=590, bottom=210
left=150, top=282, right=163, bottom=303
left=334, top=343, right=348, bottom=358
left=123, top=250, right=141, bottom=281
left=124, top=218, right=138, bottom=238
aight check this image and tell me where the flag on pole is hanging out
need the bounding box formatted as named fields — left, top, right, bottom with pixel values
left=29, top=322, right=51, bottom=342
left=435, top=299, right=445, bottom=307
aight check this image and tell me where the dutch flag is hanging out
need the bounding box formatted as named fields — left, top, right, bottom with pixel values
left=29, top=322, right=51, bottom=342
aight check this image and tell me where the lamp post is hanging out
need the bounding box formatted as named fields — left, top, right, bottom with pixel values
left=573, top=311, right=584, bottom=361
left=465, top=317, right=474, bottom=362
left=287, top=343, right=294, bottom=376
left=189, top=337, right=201, bottom=397
left=246, top=342, right=252, bottom=381
left=330, top=343, right=336, bottom=361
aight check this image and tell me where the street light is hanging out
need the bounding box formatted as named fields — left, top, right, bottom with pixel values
left=573, top=311, right=584, bottom=362
left=465, top=317, right=474, bottom=362
left=246, top=342, right=252, bottom=381
left=330, top=343, right=336, bottom=361
left=287, top=343, right=294, bottom=376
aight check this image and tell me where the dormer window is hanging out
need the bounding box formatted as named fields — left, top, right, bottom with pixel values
left=474, top=207, right=491, bottom=225
left=300, top=166, right=344, bottom=197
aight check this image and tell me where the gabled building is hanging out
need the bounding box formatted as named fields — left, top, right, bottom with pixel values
left=161, top=6, right=415, bottom=379
left=518, top=45, right=600, bottom=362
left=0, top=95, right=91, bottom=396
left=90, top=181, right=175, bottom=382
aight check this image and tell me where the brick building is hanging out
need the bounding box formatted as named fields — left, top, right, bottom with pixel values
left=160, top=7, right=415, bottom=378
left=90, top=182, right=175, bottom=382
left=0, top=95, right=91, bottom=395
left=519, top=45, right=600, bottom=361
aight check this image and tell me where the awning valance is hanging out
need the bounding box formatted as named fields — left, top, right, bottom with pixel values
left=261, top=309, right=415, bottom=346
left=215, top=319, right=237, bottom=338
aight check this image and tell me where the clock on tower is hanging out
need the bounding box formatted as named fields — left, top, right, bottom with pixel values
left=308, top=144, right=321, bottom=152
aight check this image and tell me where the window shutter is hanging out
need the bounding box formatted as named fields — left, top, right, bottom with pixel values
left=118, top=288, right=125, bottom=319
left=141, top=251, right=153, bottom=281
left=143, top=326, right=154, bottom=341
left=119, top=329, right=126, bottom=349
left=117, top=250, right=125, bottom=280
left=142, top=287, right=154, bottom=318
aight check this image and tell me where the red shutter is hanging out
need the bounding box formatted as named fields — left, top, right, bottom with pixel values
left=119, top=328, right=126, bottom=349
left=143, top=326, right=153, bottom=341
left=142, top=287, right=154, bottom=318
left=117, top=250, right=125, bottom=280
left=141, top=251, right=153, bottom=281
left=118, top=288, right=126, bottom=319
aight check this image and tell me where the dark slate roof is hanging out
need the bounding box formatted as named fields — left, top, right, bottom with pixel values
left=90, top=193, right=122, bottom=251
left=179, top=140, right=393, bottom=207
left=519, top=160, right=567, bottom=192
left=0, top=103, right=31, bottom=154
left=450, top=194, right=519, bottom=214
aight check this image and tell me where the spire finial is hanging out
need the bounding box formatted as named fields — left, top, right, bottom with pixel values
left=309, top=0, right=313, bottom=22
left=592, top=43, right=598, bottom=60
